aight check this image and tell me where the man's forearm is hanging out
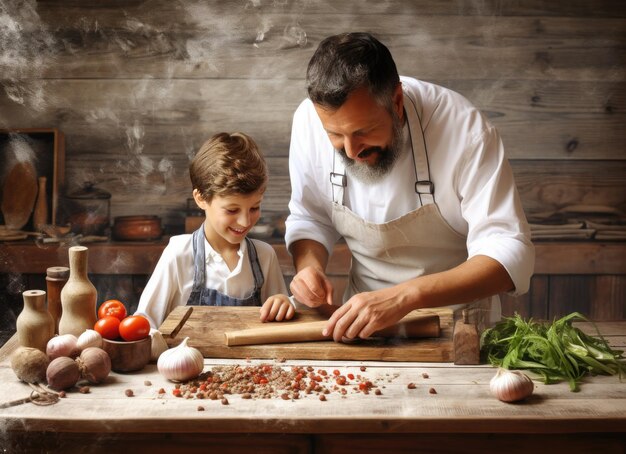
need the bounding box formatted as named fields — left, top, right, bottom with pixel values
left=290, top=239, right=329, bottom=273
left=403, top=255, right=515, bottom=311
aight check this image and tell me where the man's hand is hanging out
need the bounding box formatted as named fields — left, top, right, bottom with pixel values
left=260, top=295, right=295, bottom=322
left=323, top=286, right=410, bottom=342
left=289, top=266, right=334, bottom=308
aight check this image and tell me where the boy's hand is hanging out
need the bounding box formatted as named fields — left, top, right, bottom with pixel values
left=260, top=295, right=295, bottom=322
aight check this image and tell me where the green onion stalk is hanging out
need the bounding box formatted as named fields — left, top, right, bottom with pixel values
left=480, top=312, right=625, bottom=392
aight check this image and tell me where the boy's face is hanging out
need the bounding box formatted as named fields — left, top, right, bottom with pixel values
left=193, top=189, right=264, bottom=251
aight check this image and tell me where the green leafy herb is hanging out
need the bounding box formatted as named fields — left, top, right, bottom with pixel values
left=480, top=312, right=625, bottom=392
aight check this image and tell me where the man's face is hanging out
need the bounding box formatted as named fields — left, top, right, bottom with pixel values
left=314, top=85, right=405, bottom=182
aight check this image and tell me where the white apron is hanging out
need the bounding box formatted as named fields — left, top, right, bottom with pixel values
left=329, top=90, right=499, bottom=331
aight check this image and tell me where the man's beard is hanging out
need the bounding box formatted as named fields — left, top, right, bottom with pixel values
left=336, top=110, right=405, bottom=183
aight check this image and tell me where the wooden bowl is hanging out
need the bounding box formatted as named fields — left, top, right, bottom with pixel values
left=112, top=215, right=162, bottom=241
left=101, top=336, right=151, bottom=372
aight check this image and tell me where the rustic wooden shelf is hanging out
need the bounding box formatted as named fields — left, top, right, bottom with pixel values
left=0, top=239, right=624, bottom=276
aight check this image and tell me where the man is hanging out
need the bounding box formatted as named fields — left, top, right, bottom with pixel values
left=285, top=32, right=534, bottom=342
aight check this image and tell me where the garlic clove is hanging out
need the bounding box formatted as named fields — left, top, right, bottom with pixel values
left=157, top=337, right=204, bottom=382
left=77, top=329, right=103, bottom=351
left=150, top=329, right=169, bottom=362
left=490, top=367, right=534, bottom=402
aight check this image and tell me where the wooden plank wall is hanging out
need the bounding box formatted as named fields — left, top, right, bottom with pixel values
left=1, top=1, right=625, bottom=321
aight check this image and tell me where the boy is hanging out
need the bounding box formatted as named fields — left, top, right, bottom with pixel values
left=136, top=132, right=295, bottom=328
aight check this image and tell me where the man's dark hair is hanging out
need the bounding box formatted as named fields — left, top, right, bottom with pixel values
left=306, top=32, right=400, bottom=110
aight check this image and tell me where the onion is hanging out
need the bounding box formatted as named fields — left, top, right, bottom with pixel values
left=46, top=334, right=80, bottom=360
left=76, top=347, right=111, bottom=384
left=46, top=356, right=80, bottom=390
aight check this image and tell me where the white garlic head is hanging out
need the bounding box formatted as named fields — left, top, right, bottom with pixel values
left=157, top=337, right=204, bottom=382
left=490, top=368, right=534, bottom=402
left=77, top=329, right=103, bottom=351
left=150, top=329, right=169, bottom=362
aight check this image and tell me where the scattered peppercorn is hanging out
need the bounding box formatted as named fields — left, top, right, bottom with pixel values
left=197, top=405, right=205, bottom=411
left=422, top=373, right=429, bottom=379
left=360, top=366, right=366, bottom=372
left=144, top=380, right=152, bottom=386
left=79, top=386, right=90, bottom=394
left=407, top=383, right=416, bottom=389
left=319, top=394, right=326, bottom=401
left=221, top=398, right=229, bottom=405
left=429, top=387, right=437, bottom=394
left=375, top=389, right=382, bottom=396
left=158, top=388, right=166, bottom=394
left=58, top=391, right=66, bottom=398
left=125, top=389, right=134, bottom=397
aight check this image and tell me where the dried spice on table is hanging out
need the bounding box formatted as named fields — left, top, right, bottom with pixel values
left=170, top=364, right=391, bottom=403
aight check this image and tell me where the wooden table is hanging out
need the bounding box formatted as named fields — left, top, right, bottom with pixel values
left=0, top=323, right=624, bottom=454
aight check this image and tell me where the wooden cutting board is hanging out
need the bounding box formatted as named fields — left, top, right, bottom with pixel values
left=1, top=161, right=38, bottom=230
left=159, top=306, right=454, bottom=362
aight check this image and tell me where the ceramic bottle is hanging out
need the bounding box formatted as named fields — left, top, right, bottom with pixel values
left=16, top=289, right=55, bottom=352
left=33, top=176, right=48, bottom=231
left=46, top=266, right=70, bottom=334
left=59, top=246, right=97, bottom=337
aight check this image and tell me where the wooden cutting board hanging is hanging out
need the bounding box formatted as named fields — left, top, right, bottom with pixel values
left=1, top=161, right=38, bottom=230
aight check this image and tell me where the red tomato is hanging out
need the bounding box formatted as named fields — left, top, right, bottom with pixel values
left=98, top=300, right=127, bottom=321
left=94, top=316, right=121, bottom=340
left=119, top=315, right=151, bottom=341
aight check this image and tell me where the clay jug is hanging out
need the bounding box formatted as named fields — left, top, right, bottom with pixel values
left=46, top=266, right=70, bottom=334
left=59, top=246, right=97, bottom=337
left=16, top=290, right=55, bottom=352
left=33, top=176, right=48, bottom=231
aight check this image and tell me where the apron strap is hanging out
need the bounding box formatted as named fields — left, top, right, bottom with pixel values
left=404, top=92, right=435, bottom=206
left=331, top=151, right=347, bottom=206
left=245, top=237, right=265, bottom=290
left=187, top=224, right=207, bottom=304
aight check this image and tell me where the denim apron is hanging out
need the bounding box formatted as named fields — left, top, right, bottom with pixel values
left=329, top=90, right=497, bottom=330
left=186, top=225, right=264, bottom=306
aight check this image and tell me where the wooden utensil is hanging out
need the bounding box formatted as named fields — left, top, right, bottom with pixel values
left=224, top=311, right=440, bottom=346
left=452, top=309, right=480, bottom=365
left=164, top=306, right=193, bottom=339
left=1, top=161, right=38, bottom=230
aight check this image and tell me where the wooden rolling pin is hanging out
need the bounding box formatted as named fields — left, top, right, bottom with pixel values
left=224, top=311, right=440, bottom=346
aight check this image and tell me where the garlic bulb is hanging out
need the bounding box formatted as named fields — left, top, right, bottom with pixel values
left=46, top=334, right=80, bottom=360
left=77, top=329, right=103, bottom=351
left=490, top=368, right=534, bottom=402
left=157, top=337, right=204, bottom=382
left=150, top=329, right=169, bottom=362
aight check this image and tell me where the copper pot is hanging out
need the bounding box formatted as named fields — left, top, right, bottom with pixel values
left=112, top=215, right=162, bottom=241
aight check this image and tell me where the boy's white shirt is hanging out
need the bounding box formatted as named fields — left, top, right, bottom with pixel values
left=135, top=234, right=291, bottom=328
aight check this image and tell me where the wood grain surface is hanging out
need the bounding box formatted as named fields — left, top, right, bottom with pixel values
left=0, top=1, right=623, bottom=230
left=159, top=306, right=454, bottom=362
left=0, top=322, right=624, bottom=441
